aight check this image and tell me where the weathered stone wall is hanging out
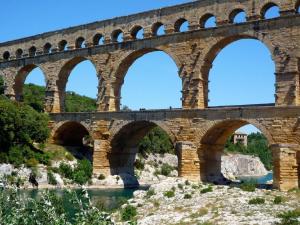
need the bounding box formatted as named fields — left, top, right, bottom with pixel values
left=49, top=105, right=300, bottom=190
left=0, top=0, right=299, bottom=112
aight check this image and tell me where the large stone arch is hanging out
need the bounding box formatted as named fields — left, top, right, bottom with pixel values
left=110, top=48, right=182, bottom=111
left=13, top=64, right=47, bottom=102
left=51, top=120, right=91, bottom=146
left=198, top=119, right=274, bottom=184
left=107, top=120, right=176, bottom=175
left=56, top=56, right=99, bottom=112
left=199, top=34, right=277, bottom=108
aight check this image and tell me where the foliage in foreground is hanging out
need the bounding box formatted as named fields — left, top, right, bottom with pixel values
left=225, top=132, right=272, bottom=170
left=277, top=208, right=300, bottom=225
left=0, top=189, right=113, bottom=225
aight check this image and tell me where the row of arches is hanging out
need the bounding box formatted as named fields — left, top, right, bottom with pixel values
left=51, top=118, right=280, bottom=187
left=2, top=1, right=300, bottom=60
left=11, top=37, right=276, bottom=112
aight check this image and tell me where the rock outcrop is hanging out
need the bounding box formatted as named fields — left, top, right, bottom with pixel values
left=221, top=153, right=268, bottom=180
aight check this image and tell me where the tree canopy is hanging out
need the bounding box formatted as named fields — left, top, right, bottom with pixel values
left=225, top=132, right=272, bottom=170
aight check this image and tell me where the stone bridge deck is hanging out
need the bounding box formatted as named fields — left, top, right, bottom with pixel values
left=50, top=104, right=299, bottom=123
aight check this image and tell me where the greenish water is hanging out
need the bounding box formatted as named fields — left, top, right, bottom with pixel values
left=237, top=172, right=273, bottom=184
left=18, top=188, right=145, bottom=211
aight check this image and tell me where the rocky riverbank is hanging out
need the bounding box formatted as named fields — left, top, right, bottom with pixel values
left=0, top=153, right=269, bottom=189
left=112, top=177, right=300, bottom=225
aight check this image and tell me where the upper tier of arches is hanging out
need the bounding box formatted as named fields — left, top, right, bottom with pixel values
left=1, top=0, right=299, bottom=61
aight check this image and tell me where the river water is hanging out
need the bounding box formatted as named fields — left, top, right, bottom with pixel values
left=237, top=172, right=273, bottom=184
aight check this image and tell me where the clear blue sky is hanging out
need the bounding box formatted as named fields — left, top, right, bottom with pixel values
left=0, top=1, right=281, bottom=134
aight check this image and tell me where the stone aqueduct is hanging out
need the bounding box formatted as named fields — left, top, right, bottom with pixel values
left=1, top=0, right=300, bottom=190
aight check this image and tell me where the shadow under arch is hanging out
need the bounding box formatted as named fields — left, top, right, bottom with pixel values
left=199, top=119, right=274, bottom=184
left=56, top=56, right=98, bottom=112
left=108, top=120, right=176, bottom=187
left=113, top=48, right=182, bottom=111
left=201, top=35, right=276, bottom=107
left=52, top=121, right=90, bottom=146
left=14, top=64, right=46, bottom=102
left=52, top=121, right=93, bottom=161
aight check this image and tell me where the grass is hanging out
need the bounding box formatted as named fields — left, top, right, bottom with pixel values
left=240, top=181, right=256, bottom=192
left=145, top=189, right=155, bottom=199
left=248, top=197, right=265, bottom=205
left=201, top=186, right=213, bottom=194
left=164, top=190, right=175, bottom=198
left=190, top=207, right=209, bottom=219
left=277, top=208, right=300, bottom=225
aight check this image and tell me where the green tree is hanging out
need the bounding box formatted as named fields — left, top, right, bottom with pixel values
left=0, top=96, right=50, bottom=151
left=0, top=76, right=4, bottom=95
left=138, top=126, right=174, bottom=155
left=225, top=132, right=272, bottom=170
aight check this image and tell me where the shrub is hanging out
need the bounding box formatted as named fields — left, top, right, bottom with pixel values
left=8, top=146, right=24, bottom=167
left=160, top=163, right=173, bottom=176
left=145, top=189, right=155, bottom=198
left=121, top=205, right=137, bottom=221
left=0, top=97, right=50, bottom=150
left=274, top=196, right=284, bottom=204
left=0, top=152, right=8, bottom=163
left=185, top=180, right=190, bottom=186
left=25, top=158, right=39, bottom=168
left=240, top=181, right=256, bottom=192
left=134, top=158, right=145, bottom=170
left=59, top=162, right=73, bottom=179
left=0, top=188, right=113, bottom=224
left=201, top=186, right=213, bottom=194
left=164, top=190, right=175, bottom=198
left=65, top=153, right=74, bottom=161
left=184, top=193, right=192, bottom=199
left=73, top=159, right=93, bottom=185
left=277, top=208, right=300, bottom=225
left=98, top=174, right=106, bottom=180
left=248, top=197, right=265, bottom=205
left=177, top=183, right=184, bottom=190
left=47, top=171, right=57, bottom=185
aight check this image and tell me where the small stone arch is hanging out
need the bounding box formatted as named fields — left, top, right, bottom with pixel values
left=2, top=51, right=10, bottom=60
left=152, top=22, right=165, bottom=36
left=260, top=2, right=280, bottom=19
left=174, top=18, right=189, bottom=32
left=228, top=8, right=247, bottom=23
left=43, top=43, right=52, bottom=54
left=15, top=49, right=23, bottom=59
left=51, top=120, right=91, bottom=146
left=28, top=46, right=37, bottom=57
left=75, top=37, right=86, bottom=48
left=58, top=40, right=68, bottom=51
left=93, top=33, right=104, bottom=45
left=199, top=13, right=216, bottom=28
left=130, top=25, right=144, bottom=40
left=111, top=29, right=124, bottom=42
left=13, top=64, right=47, bottom=102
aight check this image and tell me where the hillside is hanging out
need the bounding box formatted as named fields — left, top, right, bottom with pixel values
left=23, top=83, right=97, bottom=112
